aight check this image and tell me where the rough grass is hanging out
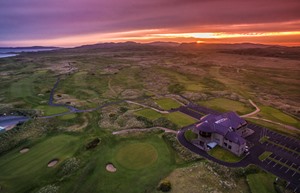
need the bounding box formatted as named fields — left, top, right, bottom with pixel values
left=157, top=68, right=204, bottom=91
left=156, top=162, right=249, bottom=193
left=198, top=98, right=252, bottom=115
left=60, top=135, right=176, bottom=193
left=134, top=108, right=162, bottom=120
left=155, top=98, right=181, bottom=110
left=115, top=142, right=158, bottom=170
left=166, top=112, right=198, bottom=127
left=247, top=173, right=277, bottom=193
left=0, top=134, right=80, bottom=193
left=36, top=105, right=69, bottom=116
left=208, top=146, right=242, bottom=163
left=258, top=151, right=272, bottom=161
left=184, top=130, right=198, bottom=141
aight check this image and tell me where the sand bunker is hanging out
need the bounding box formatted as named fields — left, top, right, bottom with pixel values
left=47, top=159, right=59, bottom=167
left=106, top=163, right=117, bottom=172
left=20, top=148, right=29, bottom=154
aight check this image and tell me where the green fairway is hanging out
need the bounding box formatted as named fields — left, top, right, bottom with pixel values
left=259, top=106, right=299, bottom=127
left=36, top=105, right=69, bottom=116
left=135, top=108, right=162, bottom=120
left=208, top=146, right=242, bottom=163
left=60, top=135, right=176, bottom=193
left=0, top=134, right=80, bottom=193
left=166, top=112, right=197, bottom=127
left=115, top=142, right=158, bottom=170
left=59, top=113, right=78, bottom=120
left=155, top=98, right=181, bottom=110
left=198, top=98, right=252, bottom=114
left=247, top=173, right=277, bottom=193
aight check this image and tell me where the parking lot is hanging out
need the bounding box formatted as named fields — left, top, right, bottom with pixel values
left=177, top=103, right=300, bottom=192
left=246, top=124, right=300, bottom=192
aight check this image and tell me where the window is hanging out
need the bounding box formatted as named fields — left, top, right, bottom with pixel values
left=228, top=145, right=232, bottom=149
left=224, top=142, right=228, bottom=147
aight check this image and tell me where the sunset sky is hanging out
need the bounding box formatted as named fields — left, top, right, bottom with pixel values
left=1, top=0, right=300, bottom=47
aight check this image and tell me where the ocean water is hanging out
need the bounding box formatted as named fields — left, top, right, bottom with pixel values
left=0, top=48, right=55, bottom=58
left=0, top=53, right=18, bottom=58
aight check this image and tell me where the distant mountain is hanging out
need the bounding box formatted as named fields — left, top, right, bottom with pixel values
left=179, top=42, right=272, bottom=50
left=222, top=46, right=300, bottom=60
left=146, top=41, right=180, bottom=47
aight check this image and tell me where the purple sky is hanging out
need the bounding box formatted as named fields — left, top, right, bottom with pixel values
left=1, top=0, right=300, bottom=46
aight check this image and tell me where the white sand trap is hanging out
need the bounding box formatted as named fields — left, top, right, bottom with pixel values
left=106, top=163, right=117, bottom=172
left=47, top=159, right=59, bottom=167
left=20, top=148, right=29, bottom=153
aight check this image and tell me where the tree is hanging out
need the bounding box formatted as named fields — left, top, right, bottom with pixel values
left=168, top=83, right=185, bottom=94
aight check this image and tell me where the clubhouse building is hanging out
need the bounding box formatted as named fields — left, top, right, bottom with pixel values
left=191, top=112, right=249, bottom=156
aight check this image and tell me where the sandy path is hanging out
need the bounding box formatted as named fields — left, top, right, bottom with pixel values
left=241, top=99, right=260, bottom=118
left=112, top=127, right=177, bottom=135
left=125, top=100, right=169, bottom=114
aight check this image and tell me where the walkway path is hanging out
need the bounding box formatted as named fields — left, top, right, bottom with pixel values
left=112, top=127, right=177, bottom=135
left=241, top=99, right=260, bottom=118
left=125, top=100, right=169, bottom=114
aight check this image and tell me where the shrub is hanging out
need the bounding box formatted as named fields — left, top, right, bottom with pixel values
left=59, top=157, right=80, bottom=176
left=157, top=180, right=172, bottom=192
left=153, top=117, right=178, bottom=130
left=37, top=185, right=59, bottom=193
left=119, top=107, right=128, bottom=113
left=86, top=138, right=100, bottom=150
left=136, top=116, right=153, bottom=128
left=168, top=83, right=185, bottom=94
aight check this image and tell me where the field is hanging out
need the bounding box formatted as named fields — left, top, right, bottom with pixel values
left=165, top=112, right=198, bottom=128
left=134, top=108, right=197, bottom=127
left=35, top=105, right=69, bottom=116
left=134, top=108, right=162, bottom=120
left=155, top=98, right=182, bottom=110
left=198, top=98, right=253, bottom=115
left=258, top=106, right=300, bottom=128
left=60, top=135, right=177, bottom=193
left=0, top=43, right=299, bottom=193
left=247, top=173, right=277, bottom=193
left=0, top=134, right=80, bottom=193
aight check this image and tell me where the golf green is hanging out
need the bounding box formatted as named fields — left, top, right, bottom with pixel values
left=115, top=143, right=158, bottom=170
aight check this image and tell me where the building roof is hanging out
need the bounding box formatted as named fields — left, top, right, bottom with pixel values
left=225, top=131, right=246, bottom=145
left=195, top=111, right=246, bottom=145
